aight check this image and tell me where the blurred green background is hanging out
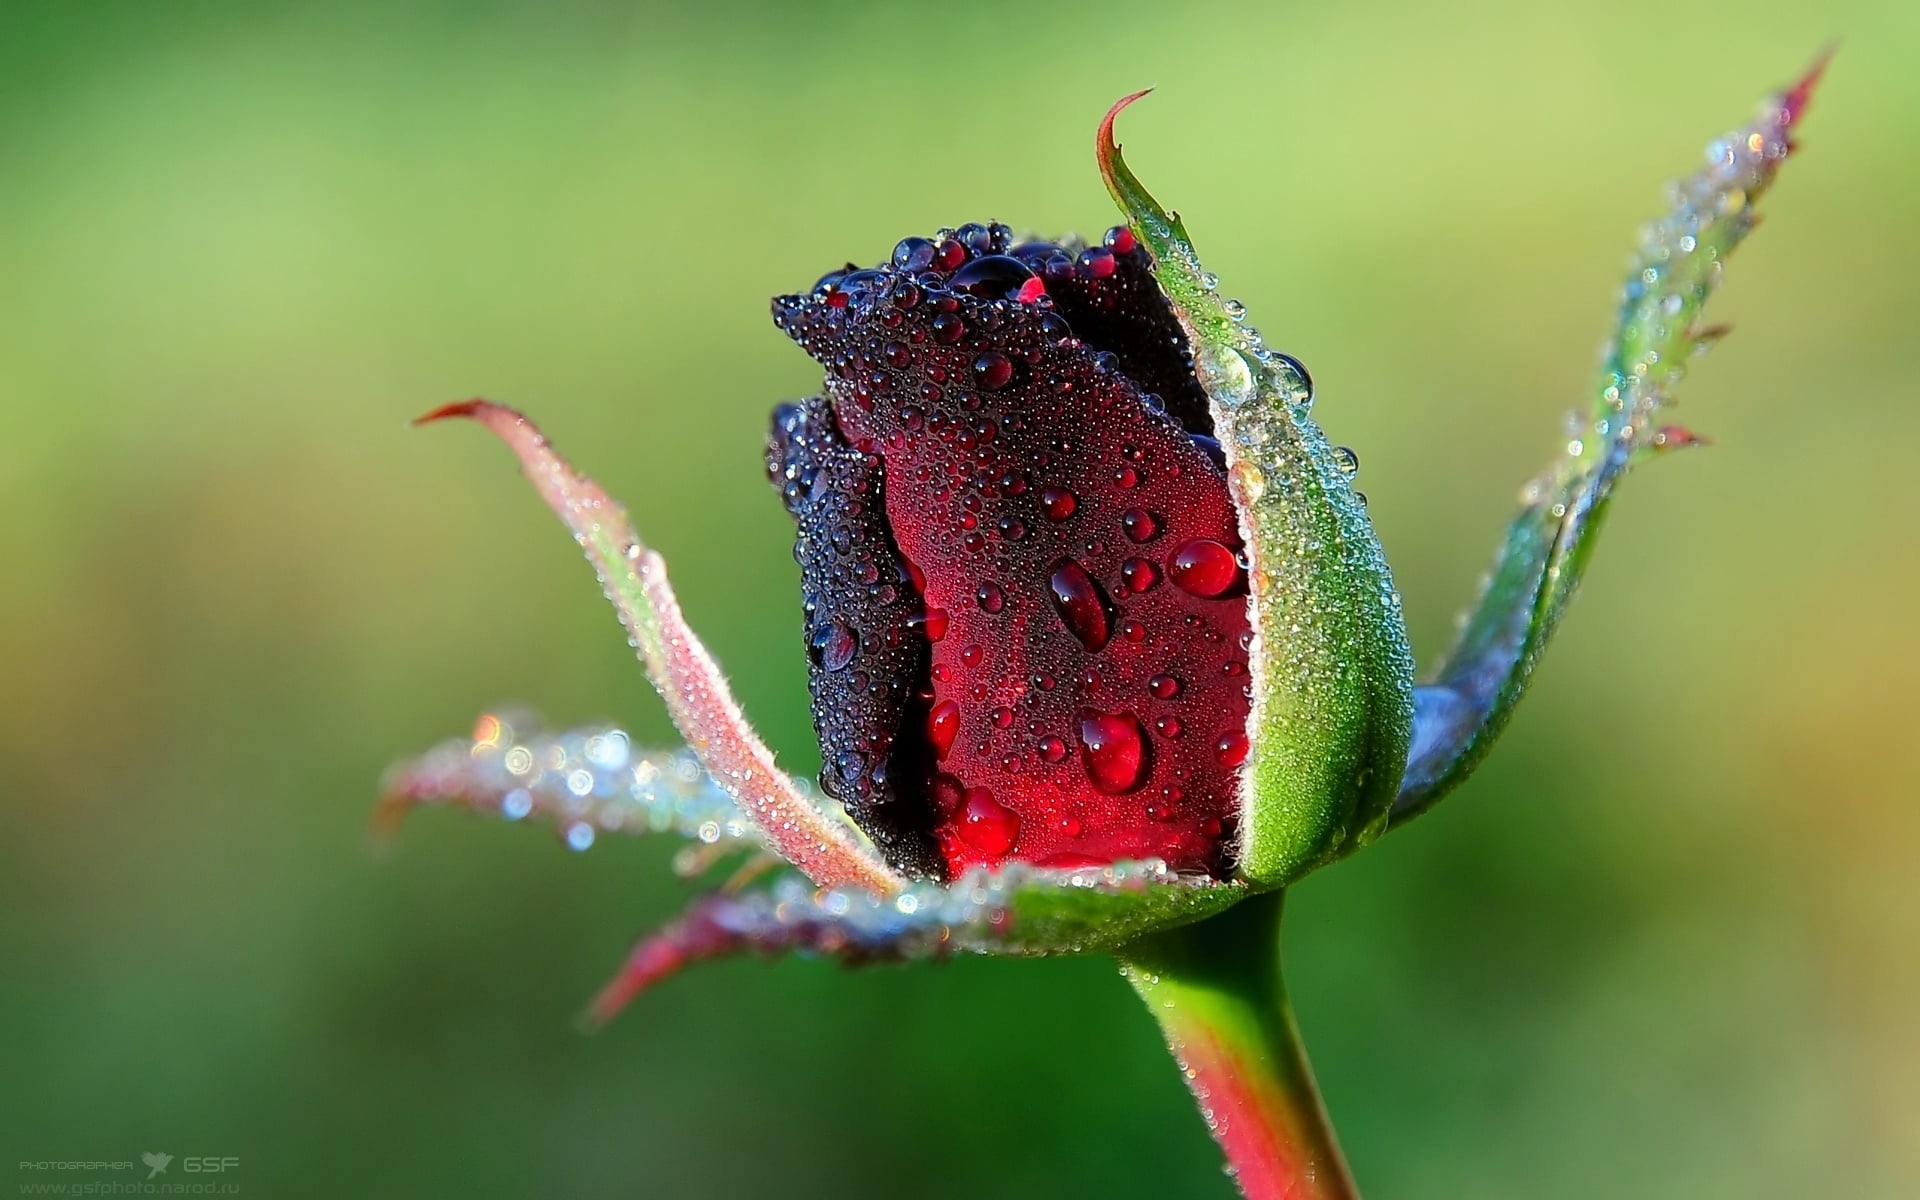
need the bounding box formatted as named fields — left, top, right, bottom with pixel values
left=3, top=1, right=1915, bottom=1196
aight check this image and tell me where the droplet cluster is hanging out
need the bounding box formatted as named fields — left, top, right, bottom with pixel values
left=379, top=712, right=761, bottom=859
left=1577, top=74, right=1806, bottom=485
left=630, top=856, right=1233, bottom=985
left=768, top=399, right=943, bottom=878
left=771, top=221, right=1252, bottom=877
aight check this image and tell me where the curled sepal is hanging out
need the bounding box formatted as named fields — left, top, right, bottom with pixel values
left=587, top=861, right=1245, bottom=1025
left=376, top=712, right=766, bottom=867
left=1098, top=95, right=1415, bottom=888
left=419, top=401, right=903, bottom=895
left=1392, top=58, right=1825, bottom=821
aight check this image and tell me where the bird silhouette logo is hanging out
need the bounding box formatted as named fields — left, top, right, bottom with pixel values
left=141, top=1152, right=172, bottom=1179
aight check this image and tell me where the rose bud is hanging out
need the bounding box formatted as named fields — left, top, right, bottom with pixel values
left=385, top=61, right=1823, bottom=1200
left=768, top=219, right=1258, bottom=881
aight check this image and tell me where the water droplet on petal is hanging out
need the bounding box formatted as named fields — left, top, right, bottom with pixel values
left=1169, top=540, right=1243, bottom=598
left=1214, top=729, right=1250, bottom=768
left=928, top=700, right=961, bottom=760
left=959, top=787, right=1020, bottom=855
left=1048, top=560, right=1113, bottom=651
left=972, top=351, right=1014, bottom=390
left=809, top=617, right=859, bottom=671
left=1121, top=556, right=1160, bottom=593
left=1077, top=710, right=1151, bottom=795
left=1121, top=507, right=1160, bottom=542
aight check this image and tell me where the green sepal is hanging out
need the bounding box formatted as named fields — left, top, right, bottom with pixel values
left=1098, top=94, right=1415, bottom=888
left=1393, top=58, right=1826, bottom=821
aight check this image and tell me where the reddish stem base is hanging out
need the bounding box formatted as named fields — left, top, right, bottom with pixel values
left=1120, top=892, right=1357, bottom=1200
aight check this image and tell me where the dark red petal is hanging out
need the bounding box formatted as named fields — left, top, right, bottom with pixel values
left=767, top=398, right=943, bottom=879
left=773, top=250, right=1250, bottom=877
left=1010, top=230, right=1214, bottom=437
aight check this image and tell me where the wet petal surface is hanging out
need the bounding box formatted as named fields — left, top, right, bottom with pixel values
left=774, top=232, right=1251, bottom=876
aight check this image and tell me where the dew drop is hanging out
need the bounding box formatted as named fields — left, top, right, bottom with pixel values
left=1040, top=486, right=1078, bottom=521
left=950, top=254, right=1037, bottom=300
left=1048, top=560, right=1113, bottom=652
left=1121, top=507, right=1160, bottom=542
left=809, top=617, right=859, bottom=672
left=932, top=238, right=967, bottom=271
left=1121, top=556, right=1161, bottom=593
left=1168, top=540, right=1243, bottom=598
left=959, top=788, right=1020, bottom=855
left=977, top=582, right=1006, bottom=613
left=1077, top=710, right=1151, bottom=795
left=1038, top=735, right=1069, bottom=763
left=972, top=351, right=1014, bottom=390
left=928, top=700, right=961, bottom=759
left=1149, top=674, right=1182, bottom=699
left=893, top=237, right=936, bottom=272
left=1080, top=246, right=1117, bottom=279
left=1331, top=445, right=1359, bottom=476
left=1271, top=353, right=1313, bottom=409
left=914, top=607, right=950, bottom=642
left=1214, top=729, right=1250, bottom=768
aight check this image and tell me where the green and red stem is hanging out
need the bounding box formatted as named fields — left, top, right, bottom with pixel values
left=1120, top=892, right=1356, bottom=1200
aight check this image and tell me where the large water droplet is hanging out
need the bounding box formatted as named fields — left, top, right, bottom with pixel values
left=928, top=699, right=961, bottom=760
left=1041, top=486, right=1078, bottom=521
left=959, top=787, right=1020, bottom=855
left=1048, top=560, right=1112, bottom=652
left=972, top=351, right=1014, bottom=390
left=809, top=617, right=858, bottom=672
left=1121, top=507, right=1160, bottom=542
left=1168, top=539, right=1243, bottom=598
left=1214, top=728, right=1250, bottom=768
left=949, top=254, right=1037, bottom=300
left=1077, top=709, right=1151, bottom=795
left=1271, top=352, right=1313, bottom=409
left=1121, top=556, right=1161, bottom=593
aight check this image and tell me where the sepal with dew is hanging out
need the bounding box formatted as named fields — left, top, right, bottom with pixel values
left=376, top=712, right=769, bottom=872
left=415, top=401, right=904, bottom=895
left=587, top=860, right=1244, bottom=1026
left=1391, top=55, right=1827, bottom=821
left=1098, top=94, right=1416, bottom=889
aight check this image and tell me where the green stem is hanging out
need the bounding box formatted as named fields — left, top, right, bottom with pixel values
left=1119, top=892, right=1357, bottom=1200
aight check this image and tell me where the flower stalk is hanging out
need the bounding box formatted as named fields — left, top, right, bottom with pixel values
left=1121, top=893, right=1355, bottom=1200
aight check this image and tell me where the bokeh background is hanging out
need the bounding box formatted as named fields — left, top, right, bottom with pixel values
left=3, top=1, right=1916, bottom=1196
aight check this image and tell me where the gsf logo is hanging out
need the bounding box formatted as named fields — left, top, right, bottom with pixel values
left=183, top=1157, right=241, bottom=1173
